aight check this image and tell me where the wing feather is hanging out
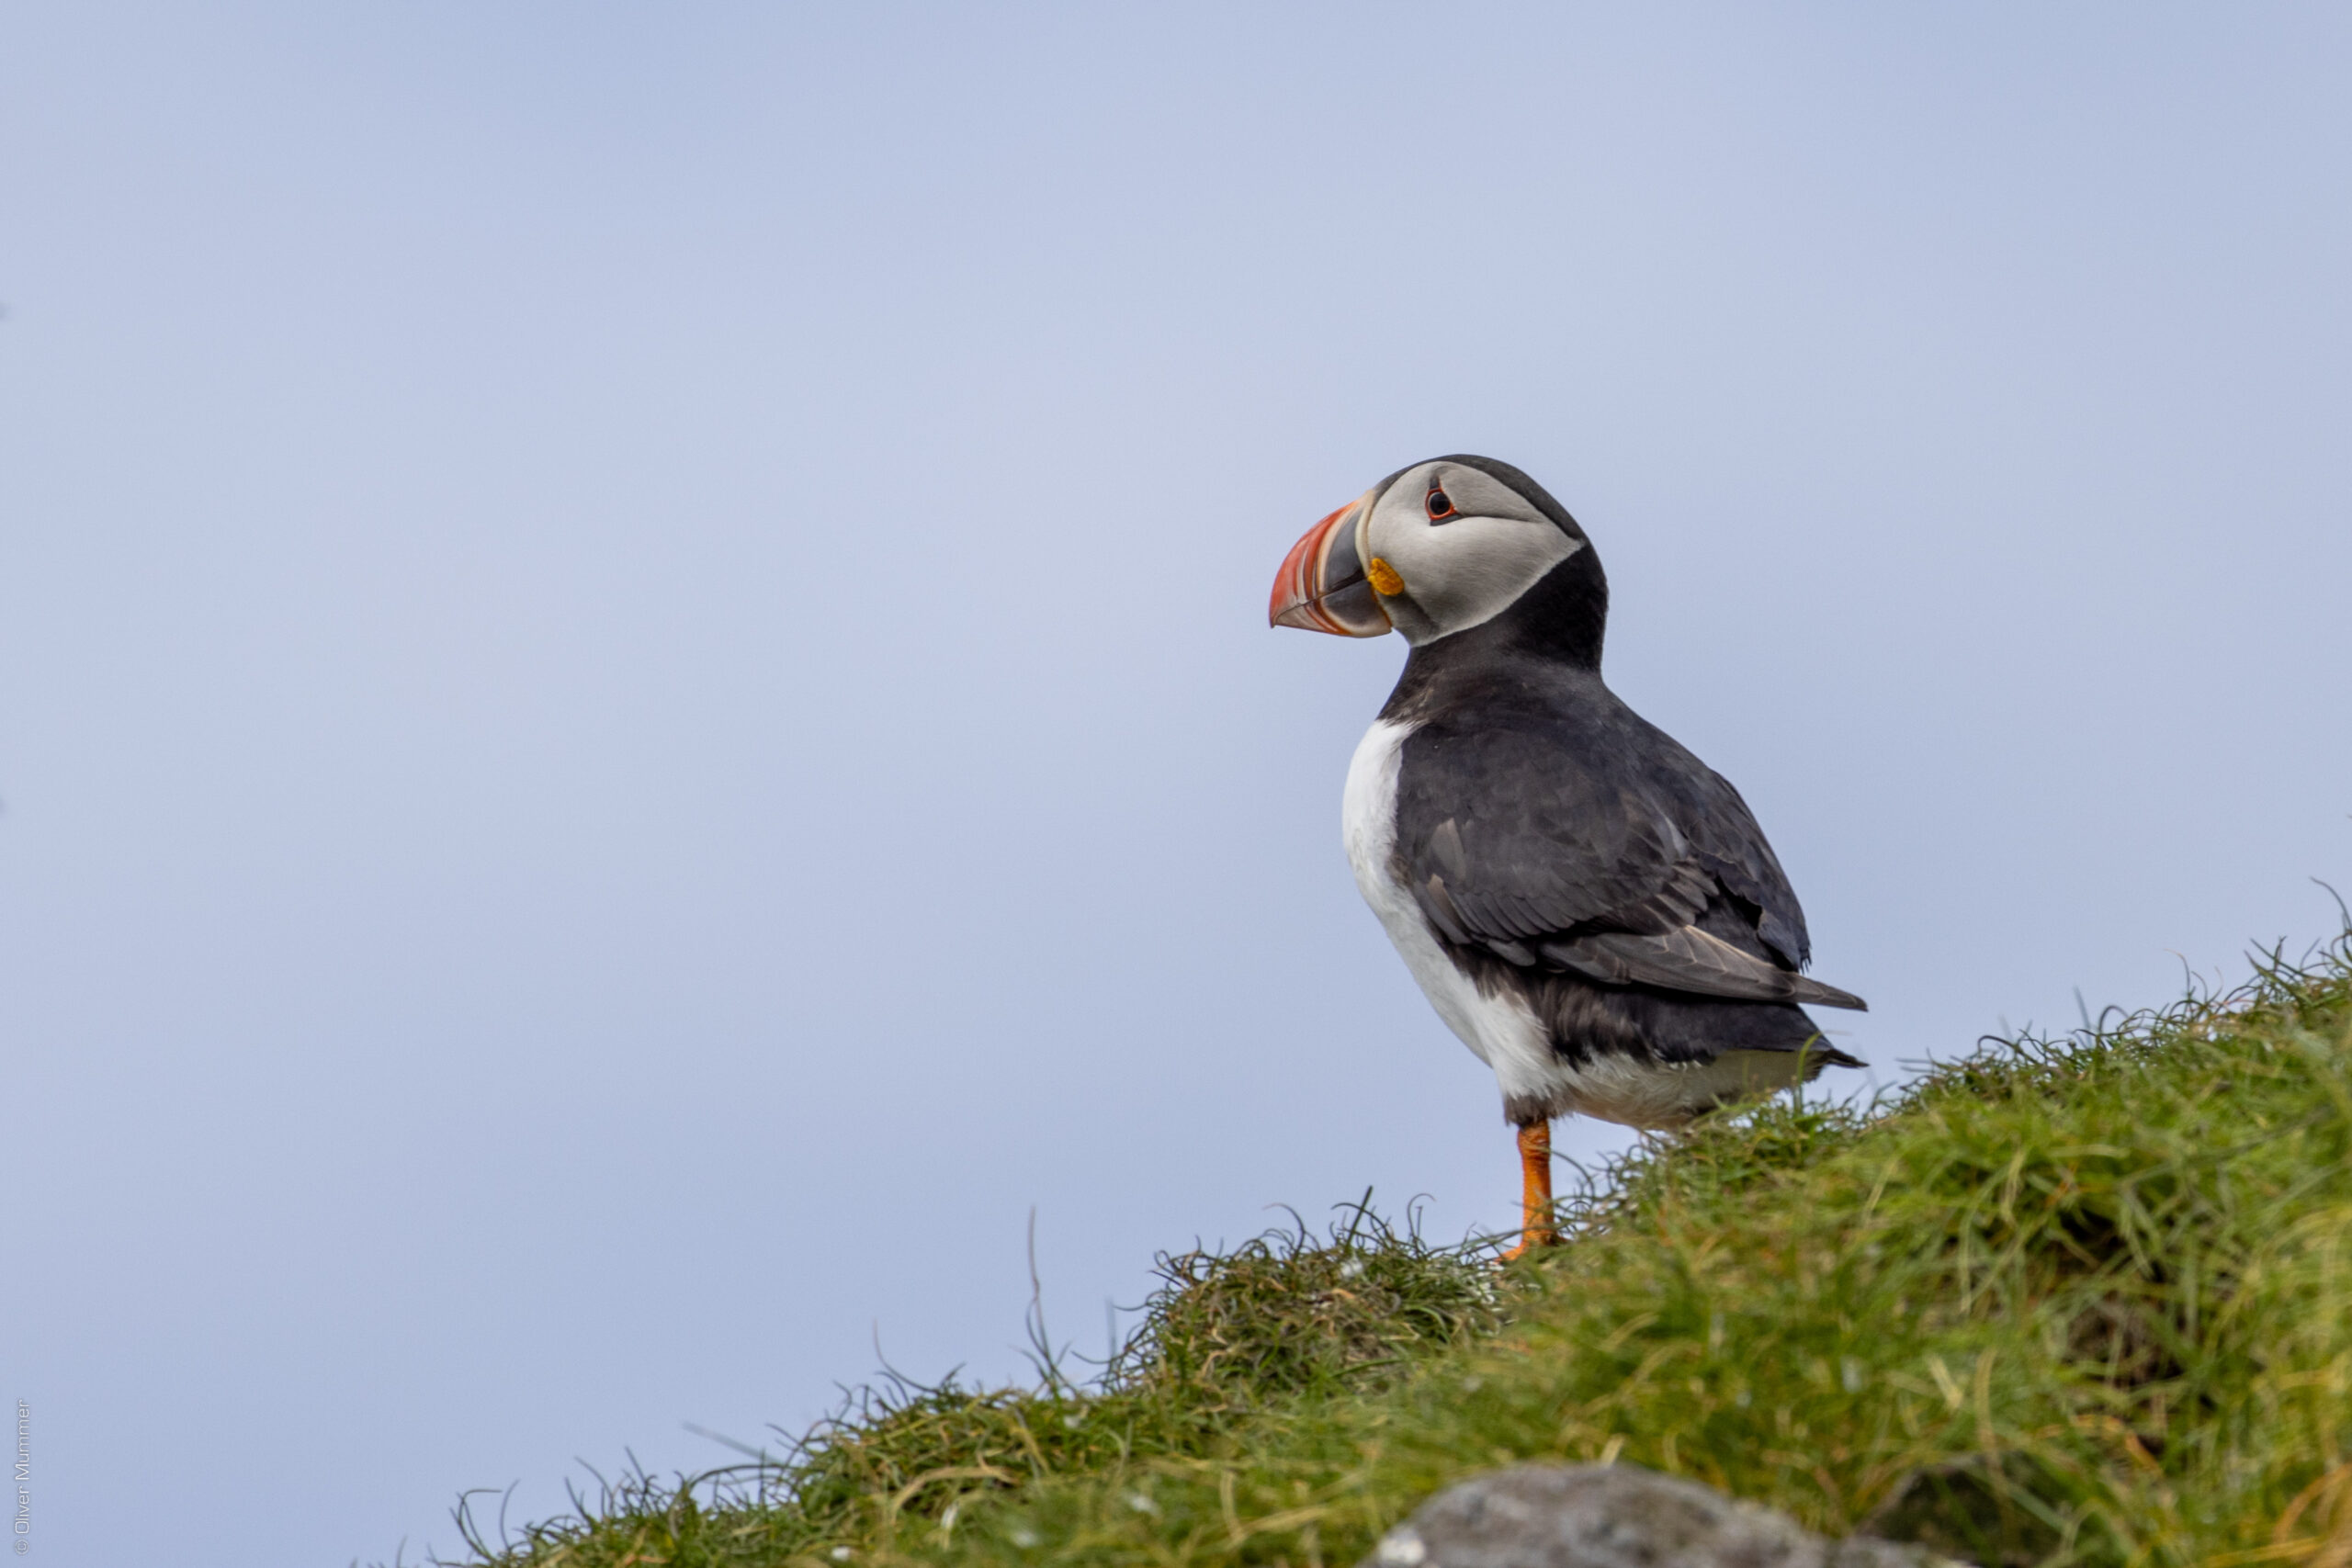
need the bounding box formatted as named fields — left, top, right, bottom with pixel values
left=1393, top=703, right=1866, bottom=1010
left=1541, top=927, right=1867, bottom=1010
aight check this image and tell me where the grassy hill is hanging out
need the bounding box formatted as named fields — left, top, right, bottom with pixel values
left=435, top=934, right=2352, bottom=1568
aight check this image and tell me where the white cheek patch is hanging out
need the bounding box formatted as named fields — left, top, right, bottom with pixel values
left=1371, top=513, right=1584, bottom=643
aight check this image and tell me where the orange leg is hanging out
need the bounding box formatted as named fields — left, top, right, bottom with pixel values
left=1500, top=1121, right=1559, bottom=1260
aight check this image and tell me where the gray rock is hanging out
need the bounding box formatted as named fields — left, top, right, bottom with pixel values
left=1360, top=1463, right=1957, bottom=1568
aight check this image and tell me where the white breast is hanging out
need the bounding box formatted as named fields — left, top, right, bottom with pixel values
left=1340, top=719, right=1558, bottom=1102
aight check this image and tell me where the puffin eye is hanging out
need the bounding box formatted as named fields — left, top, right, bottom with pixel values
left=1425, top=485, right=1458, bottom=522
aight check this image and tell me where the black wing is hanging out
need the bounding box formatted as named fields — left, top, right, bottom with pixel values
left=1393, top=707, right=1865, bottom=1012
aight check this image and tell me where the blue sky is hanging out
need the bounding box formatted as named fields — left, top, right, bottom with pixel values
left=4, top=6, right=2349, bottom=1563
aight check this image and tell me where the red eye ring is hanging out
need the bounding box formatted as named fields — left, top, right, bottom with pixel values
left=1425, top=484, right=1457, bottom=521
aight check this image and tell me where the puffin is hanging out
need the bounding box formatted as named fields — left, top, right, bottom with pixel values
left=1270, top=455, right=1866, bottom=1257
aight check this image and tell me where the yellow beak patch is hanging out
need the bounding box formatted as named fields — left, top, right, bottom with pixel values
left=1366, top=556, right=1406, bottom=596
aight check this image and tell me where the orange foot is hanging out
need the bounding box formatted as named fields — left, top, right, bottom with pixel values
left=1499, top=1121, right=1561, bottom=1260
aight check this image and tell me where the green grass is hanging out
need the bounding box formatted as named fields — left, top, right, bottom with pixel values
left=438, top=933, right=2352, bottom=1568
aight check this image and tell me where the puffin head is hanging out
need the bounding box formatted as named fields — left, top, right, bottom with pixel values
left=1269, top=455, right=1606, bottom=660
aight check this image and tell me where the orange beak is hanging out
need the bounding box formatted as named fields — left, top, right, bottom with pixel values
left=1268, top=493, right=1391, bottom=637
